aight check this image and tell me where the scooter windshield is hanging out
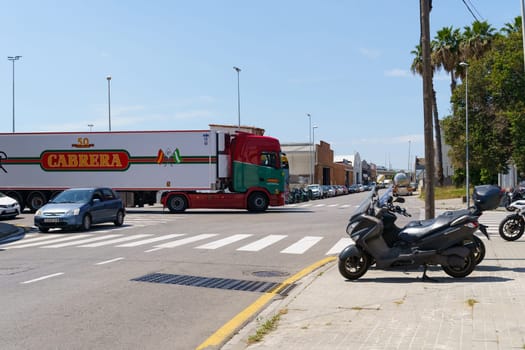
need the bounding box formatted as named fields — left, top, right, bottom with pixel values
left=349, top=187, right=376, bottom=222
left=378, top=185, right=393, bottom=208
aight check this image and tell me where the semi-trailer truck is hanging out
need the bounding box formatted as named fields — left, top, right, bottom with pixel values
left=0, top=128, right=286, bottom=213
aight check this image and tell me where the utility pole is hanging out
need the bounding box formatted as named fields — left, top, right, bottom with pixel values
left=420, top=0, right=435, bottom=219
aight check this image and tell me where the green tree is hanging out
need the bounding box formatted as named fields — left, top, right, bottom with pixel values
left=444, top=30, right=522, bottom=185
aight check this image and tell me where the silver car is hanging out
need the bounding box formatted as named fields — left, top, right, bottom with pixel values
left=34, top=187, right=125, bottom=232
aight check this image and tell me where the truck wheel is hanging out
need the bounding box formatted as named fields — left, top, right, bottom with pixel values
left=28, top=191, right=47, bottom=213
left=248, top=192, right=268, bottom=212
left=167, top=195, right=187, bottom=213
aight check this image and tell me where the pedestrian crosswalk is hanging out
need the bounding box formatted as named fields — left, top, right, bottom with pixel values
left=3, top=231, right=348, bottom=256
left=3, top=210, right=508, bottom=256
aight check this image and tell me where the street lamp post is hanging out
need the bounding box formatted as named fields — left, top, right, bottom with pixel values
left=460, top=61, right=469, bottom=207
left=88, top=124, right=94, bottom=132
left=106, top=75, right=112, bottom=132
left=312, top=125, right=318, bottom=183
left=233, top=66, right=241, bottom=128
left=8, top=56, right=22, bottom=133
left=307, top=113, right=312, bottom=184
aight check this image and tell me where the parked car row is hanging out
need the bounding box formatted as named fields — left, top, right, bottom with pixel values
left=287, top=183, right=376, bottom=203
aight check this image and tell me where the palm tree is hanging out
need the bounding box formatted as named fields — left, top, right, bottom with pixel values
left=432, top=26, right=461, bottom=93
left=411, top=44, right=445, bottom=186
left=461, top=20, right=497, bottom=62
left=501, top=16, right=522, bottom=36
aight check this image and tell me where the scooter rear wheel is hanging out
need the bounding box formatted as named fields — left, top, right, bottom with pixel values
left=338, top=250, right=371, bottom=280
left=498, top=214, right=525, bottom=241
left=442, top=250, right=476, bottom=278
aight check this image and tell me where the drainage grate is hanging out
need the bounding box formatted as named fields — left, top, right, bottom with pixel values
left=132, top=273, right=291, bottom=294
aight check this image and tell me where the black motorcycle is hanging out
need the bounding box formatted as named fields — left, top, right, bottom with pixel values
left=503, top=187, right=524, bottom=211
left=338, top=184, right=501, bottom=280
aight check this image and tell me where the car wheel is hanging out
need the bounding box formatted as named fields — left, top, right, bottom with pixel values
left=114, top=210, right=124, bottom=226
left=38, top=226, right=49, bottom=233
left=80, top=214, right=92, bottom=231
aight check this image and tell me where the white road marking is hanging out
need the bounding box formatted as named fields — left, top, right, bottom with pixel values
left=117, top=234, right=185, bottom=247
left=42, top=234, right=123, bottom=248
left=6, top=234, right=92, bottom=249
left=196, top=234, right=253, bottom=249
left=0, top=234, right=57, bottom=246
left=237, top=235, right=287, bottom=252
left=21, top=272, right=64, bottom=284
left=280, top=236, right=323, bottom=254
left=96, top=257, right=125, bottom=265
left=153, top=234, right=219, bottom=249
left=326, top=238, right=354, bottom=255
left=79, top=234, right=152, bottom=247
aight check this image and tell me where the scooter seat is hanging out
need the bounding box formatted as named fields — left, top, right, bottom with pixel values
left=398, top=209, right=471, bottom=242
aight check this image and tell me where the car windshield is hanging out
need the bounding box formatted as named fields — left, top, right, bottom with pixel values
left=51, top=189, right=93, bottom=203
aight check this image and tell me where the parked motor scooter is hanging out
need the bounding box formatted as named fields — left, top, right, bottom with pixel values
left=338, top=184, right=501, bottom=280
left=499, top=199, right=525, bottom=241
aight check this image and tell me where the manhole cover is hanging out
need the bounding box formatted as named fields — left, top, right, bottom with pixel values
left=252, top=271, right=290, bottom=278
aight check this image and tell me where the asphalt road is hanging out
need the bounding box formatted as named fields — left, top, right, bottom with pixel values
left=0, top=191, right=407, bottom=350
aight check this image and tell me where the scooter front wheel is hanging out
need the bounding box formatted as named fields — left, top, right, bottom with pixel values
left=499, top=214, right=525, bottom=241
left=338, top=249, right=371, bottom=280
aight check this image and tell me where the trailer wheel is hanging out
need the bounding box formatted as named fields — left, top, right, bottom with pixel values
left=167, top=195, right=187, bottom=213
left=247, top=192, right=268, bottom=212
left=27, top=191, right=47, bottom=213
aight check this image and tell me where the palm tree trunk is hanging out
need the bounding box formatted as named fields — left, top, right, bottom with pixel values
left=432, top=89, right=444, bottom=186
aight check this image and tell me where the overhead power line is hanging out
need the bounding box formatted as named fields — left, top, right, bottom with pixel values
left=461, top=0, right=484, bottom=22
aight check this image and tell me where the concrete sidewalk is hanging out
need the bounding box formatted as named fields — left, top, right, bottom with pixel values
left=222, top=198, right=525, bottom=350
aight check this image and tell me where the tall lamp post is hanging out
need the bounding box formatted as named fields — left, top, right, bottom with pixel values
left=106, top=75, right=112, bottom=131
left=312, top=125, right=318, bottom=183
left=460, top=61, right=469, bottom=207
left=8, top=56, right=22, bottom=133
left=233, top=66, right=241, bottom=128
left=307, top=113, right=312, bottom=184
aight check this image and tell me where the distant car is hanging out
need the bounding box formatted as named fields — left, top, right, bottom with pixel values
left=323, top=185, right=336, bottom=197
left=306, top=184, right=323, bottom=200
left=0, top=192, right=21, bottom=219
left=34, top=187, right=125, bottom=232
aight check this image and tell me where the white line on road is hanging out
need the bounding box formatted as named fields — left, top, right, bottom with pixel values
left=196, top=234, right=253, bottom=249
left=237, top=235, right=287, bottom=252
left=6, top=235, right=92, bottom=249
left=280, top=236, right=323, bottom=254
left=117, top=234, right=185, bottom=247
left=326, top=238, right=354, bottom=255
left=42, top=234, right=123, bottom=248
left=21, top=272, right=64, bottom=284
left=79, top=234, right=152, bottom=247
left=153, top=234, right=219, bottom=249
left=96, top=257, right=125, bottom=265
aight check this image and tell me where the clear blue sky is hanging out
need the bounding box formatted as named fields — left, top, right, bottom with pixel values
left=1, top=1, right=519, bottom=170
